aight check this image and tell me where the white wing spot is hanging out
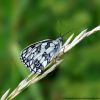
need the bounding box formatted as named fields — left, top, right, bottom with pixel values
left=30, top=60, right=32, bottom=65
left=25, top=53, right=30, bottom=58
left=42, top=43, right=47, bottom=46
left=28, top=47, right=32, bottom=52
left=42, top=60, right=47, bottom=67
left=30, top=54, right=34, bottom=59
left=27, top=62, right=30, bottom=66
left=33, top=68, right=36, bottom=72
left=46, top=46, right=54, bottom=54
left=38, top=69, right=42, bottom=73
left=40, top=57, right=45, bottom=63
left=22, top=53, right=26, bottom=57
left=37, top=56, right=42, bottom=61
left=50, top=43, right=54, bottom=46
left=23, top=50, right=26, bottom=54
left=31, top=64, right=34, bottom=69
left=32, top=48, right=36, bottom=53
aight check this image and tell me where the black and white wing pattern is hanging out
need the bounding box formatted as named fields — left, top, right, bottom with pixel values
left=20, top=37, right=63, bottom=74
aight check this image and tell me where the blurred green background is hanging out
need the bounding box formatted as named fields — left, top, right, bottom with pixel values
left=0, top=0, right=100, bottom=100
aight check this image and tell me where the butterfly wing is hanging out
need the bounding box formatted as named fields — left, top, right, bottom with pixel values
left=20, top=39, right=61, bottom=73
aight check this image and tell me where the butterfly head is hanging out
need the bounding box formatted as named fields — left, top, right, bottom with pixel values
left=56, top=37, right=63, bottom=45
left=57, top=37, right=63, bottom=42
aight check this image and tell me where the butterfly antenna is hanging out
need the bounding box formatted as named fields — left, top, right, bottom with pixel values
left=61, top=28, right=74, bottom=38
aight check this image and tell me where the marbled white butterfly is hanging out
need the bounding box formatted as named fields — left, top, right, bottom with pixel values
left=20, top=37, right=63, bottom=73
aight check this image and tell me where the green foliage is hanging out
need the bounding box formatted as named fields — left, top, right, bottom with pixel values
left=0, top=0, right=100, bottom=99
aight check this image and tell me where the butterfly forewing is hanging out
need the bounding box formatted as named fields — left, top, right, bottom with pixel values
left=20, top=38, right=62, bottom=74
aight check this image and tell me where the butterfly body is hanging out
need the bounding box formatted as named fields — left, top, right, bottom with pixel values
left=20, top=37, right=63, bottom=73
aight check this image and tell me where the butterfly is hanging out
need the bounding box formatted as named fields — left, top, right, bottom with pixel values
left=20, top=37, right=63, bottom=74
